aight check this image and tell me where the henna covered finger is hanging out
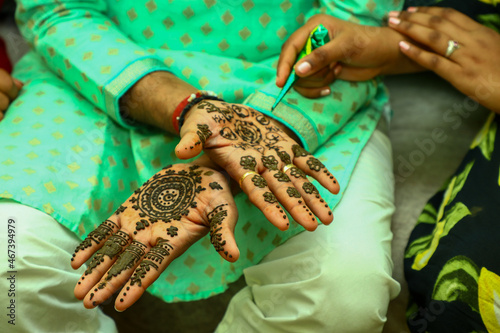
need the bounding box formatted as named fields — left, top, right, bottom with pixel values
left=74, top=230, right=132, bottom=299
left=114, top=203, right=239, bottom=311
left=71, top=218, right=120, bottom=269
left=82, top=240, right=148, bottom=309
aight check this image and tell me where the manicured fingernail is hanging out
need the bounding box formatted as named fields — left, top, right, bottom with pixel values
left=296, top=61, right=311, bottom=74
left=320, top=88, right=330, bottom=96
left=388, top=11, right=399, bottom=17
left=407, top=7, right=417, bottom=12
left=399, top=41, right=410, bottom=51
left=388, top=17, right=400, bottom=26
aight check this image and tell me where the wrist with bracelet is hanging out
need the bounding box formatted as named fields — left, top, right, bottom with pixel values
left=172, top=90, right=223, bottom=133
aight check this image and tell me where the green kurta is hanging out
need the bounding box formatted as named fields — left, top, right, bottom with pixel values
left=0, top=0, right=400, bottom=302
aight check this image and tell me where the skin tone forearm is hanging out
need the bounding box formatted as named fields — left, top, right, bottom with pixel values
left=119, top=71, right=198, bottom=134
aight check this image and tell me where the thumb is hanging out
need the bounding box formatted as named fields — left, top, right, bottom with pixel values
left=207, top=201, right=240, bottom=262
left=175, top=123, right=211, bottom=159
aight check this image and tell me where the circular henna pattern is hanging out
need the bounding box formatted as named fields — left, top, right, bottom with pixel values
left=234, top=120, right=262, bottom=144
left=138, top=174, right=196, bottom=220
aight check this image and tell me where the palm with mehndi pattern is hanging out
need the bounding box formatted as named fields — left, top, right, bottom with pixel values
left=176, top=100, right=340, bottom=231
left=71, top=163, right=238, bottom=311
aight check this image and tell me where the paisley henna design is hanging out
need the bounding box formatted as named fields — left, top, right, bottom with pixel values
left=74, top=220, right=118, bottom=254
left=273, top=171, right=290, bottom=182
left=261, top=155, right=279, bottom=171
left=306, top=157, right=325, bottom=172
left=166, top=226, right=178, bottom=237
left=240, top=155, right=257, bottom=171
left=277, top=151, right=292, bottom=165
left=251, top=174, right=267, bottom=188
left=263, top=192, right=278, bottom=204
left=196, top=124, right=212, bottom=147
left=84, top=230, right=131, bottom=276
left=286, top=187, right=301, bottom=198
left=105, top=241, right=146, bottom=281
left=290, top=167, right=307, bottom=179
left=209, top=182, right=223, bottom=190
left=134, top=166, right=205, bottom=227
left=302, top=182, right=319, bottom=195
left=220, top=127, right=238, bottom=140
left=208, top=204, right=229, bottom=256
left=129, top=238, right=173, bottom=287
left=292, top=144, right=310, bottom=158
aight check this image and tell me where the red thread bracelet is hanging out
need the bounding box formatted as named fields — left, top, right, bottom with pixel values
left=172, top=90, right=219, bottom=133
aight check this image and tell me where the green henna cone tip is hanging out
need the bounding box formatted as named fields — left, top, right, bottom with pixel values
left=271, top=24, right=330, bottom=111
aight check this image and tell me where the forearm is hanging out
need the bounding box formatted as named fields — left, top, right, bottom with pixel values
left=119, top=71, right=198, bottom=134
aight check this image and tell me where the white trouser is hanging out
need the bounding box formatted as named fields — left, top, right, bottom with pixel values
left=216, top=128, right=400, bottom=333
left=0, top=128, right=399, bottom=333
left=0, top=203, right=118, bottom=333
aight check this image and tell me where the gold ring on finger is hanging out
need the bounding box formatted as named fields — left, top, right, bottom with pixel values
left=445, top=40, right=460, bottom=58
left=282, top=164, right=296, bottom=173
left=239, top=171, right=259, bottom=187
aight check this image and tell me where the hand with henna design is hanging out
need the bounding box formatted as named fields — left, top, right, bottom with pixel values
left=71, top=161, right=239, bottom=311
left=176, top=100, right=340, bottom=231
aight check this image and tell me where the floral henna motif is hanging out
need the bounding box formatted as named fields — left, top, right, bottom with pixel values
left=240, top=155, right=257, bottom=171
left=251, top=174, right=267, bottom=188
left=261, top=155, right=279, bottom=171
left=208, top=204, right=230, bottom=257
left=166, top=226, right=178, bottom=237
left=290, top=167, right=307, bottom=179
left=306, top=157, right=325, bottom=172
left=292, top=144, right=310, bottom=158
left=302, top=182, right=319, bottom=195
left=263, top=191, right=278, bottom=204
left=273, top=171, right=290, bottom=182
left=286, top=187, right=301, bottom=198
left=277, top=150, right=292, bottom=165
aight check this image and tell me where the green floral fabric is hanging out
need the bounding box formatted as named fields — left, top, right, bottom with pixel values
left=1, top=0, right=401, bottom=302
